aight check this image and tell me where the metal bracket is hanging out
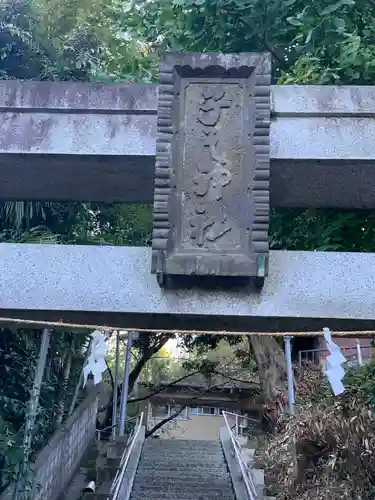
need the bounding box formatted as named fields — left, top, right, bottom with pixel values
left=253, top=255, right=266, bottom=289
left=156, top=250, right=166, bottom=287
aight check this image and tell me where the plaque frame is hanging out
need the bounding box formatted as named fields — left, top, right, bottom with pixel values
left=151, top=52, right=271, bottom=285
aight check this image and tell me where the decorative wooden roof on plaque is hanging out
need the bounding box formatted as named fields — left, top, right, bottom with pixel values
left=151, top=52, right=271, bottom=285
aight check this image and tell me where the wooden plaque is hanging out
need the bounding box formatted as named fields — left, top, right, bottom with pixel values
left=151, top=52, right=271, bottom=282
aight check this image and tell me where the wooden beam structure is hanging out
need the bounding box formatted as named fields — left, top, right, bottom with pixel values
left=1, top=81, right=375, bottom=208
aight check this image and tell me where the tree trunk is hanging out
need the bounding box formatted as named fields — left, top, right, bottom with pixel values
left=128, top=335, right=173, bottom=394
left=249, top=336, right=287, bottom=400
left=98, top=334, right=173, bottom=431
left=56, top=351, right=72, bottom=425
left=145, top=406, right=186, bottom=438
left=249, top=336, right=288, bottom=431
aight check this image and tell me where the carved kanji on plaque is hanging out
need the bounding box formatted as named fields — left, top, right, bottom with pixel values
left=151, top=52, right=271, bottom=285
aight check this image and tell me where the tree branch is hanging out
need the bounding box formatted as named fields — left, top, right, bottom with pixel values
left=213, top=369, right=260, bottom=388
left=105, top=358, right=114, bottom=390
left=239, top=18, right=286, bottom=68
left=128, top=370, right=201, bottom=404
left=97, top=359, right=115, bottom=413
left=261, top=35, right=287, bottom=68
left=145, top=406, right=186, bottom=438
left=145, top=380, right=232, bottom=438
left=128, top=334, right=173, bottom=394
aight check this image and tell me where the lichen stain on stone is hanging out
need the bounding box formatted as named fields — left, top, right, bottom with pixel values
left=348, top=86, right=369, bottom=113
left=0, top=113, right=52, bottom=152
left=108, top=116, right=127, bottom=140
left=26, top=115, right=54, bottom=151
left=0, top=80, right=157, bottom=112
left=217, top=53, right=240, bottom=68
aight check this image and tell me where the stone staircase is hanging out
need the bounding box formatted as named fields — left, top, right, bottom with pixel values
left=130, top=439, right=236, bottom=500
left=60, top=432, right=276, bottom=500
left=59, top=435, right=129, bottom=500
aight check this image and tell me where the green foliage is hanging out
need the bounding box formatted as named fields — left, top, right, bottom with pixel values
left=126, top=0, right=375, bottom=85
left=270, top=209, right=375, bottom=251
left=72, top=204, right=152, bottom=246
left=280, top=0, right=375, bottom=84
left=0, top=329, right=89, bottom=492
left=0, top=0, right=157, bottom=83
left=344, top=358, right=375, bottom=407
left=139, top=348, right=189, bottom=385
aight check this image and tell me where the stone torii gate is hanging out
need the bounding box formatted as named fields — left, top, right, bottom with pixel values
left=1, top=52, right=375, bottom=334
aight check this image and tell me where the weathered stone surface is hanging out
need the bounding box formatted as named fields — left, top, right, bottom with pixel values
left=0, top=81, right=156, bottom=155
left=130, top=439, right=235, bottom=500
left=1, top=244, right=375, bottom=333
left=152, top=52, right=271, bottom=279
left=0, top=81, right=375, bottom=207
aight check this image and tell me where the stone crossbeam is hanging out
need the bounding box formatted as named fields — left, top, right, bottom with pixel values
left=1, top=81, right=375, bottom=208
left=1, top=243, right=375, bottom=332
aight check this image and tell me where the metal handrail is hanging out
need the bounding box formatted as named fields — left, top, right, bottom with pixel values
left=298, top=345, right=373, bottom=366
left=108, top=412, right=144, bottom=500
left=96, top=415, right=139, bottom=441
left=224, top=411, right=259, bottom=424
left=223, top=411, right=260, bottom=436
left=96, top=423, right=117, bottom=441
left=222, top=411, right=258, bottom=500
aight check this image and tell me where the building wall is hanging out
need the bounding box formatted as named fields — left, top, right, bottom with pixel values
left=147, top=403, right=237, bottom=441
left=316, top=337, right=373, bottom=368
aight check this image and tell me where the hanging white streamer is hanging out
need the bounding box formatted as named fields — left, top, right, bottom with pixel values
left=323, top=327, right=347, bottom=396
left=83, top=330, right=108, bottom=386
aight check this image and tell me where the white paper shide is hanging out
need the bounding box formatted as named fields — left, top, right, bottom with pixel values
left=83, top=330, right=108, bottom=386
left=323, top=327, right=347, bottom=396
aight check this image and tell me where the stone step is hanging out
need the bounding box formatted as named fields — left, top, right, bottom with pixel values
left=142, top=449, right=223, bottom=457
left=252, top=468, right=265, bottom=487
left=95, top=466, right=119, bottom=482
left=143, top=446, right=222, bottom=453
left=140, top=451, right=225, bottom=459
left=82, top=495, right=108, bottom=500
left=92, top=440, right=108, bottom=455
left=241, top=447, right=256, bottom=464
left=142, top=447, right=223, bottom=454
left=143, top=448, right=223, bottom=457
left=139, top=455, right=224, bottom=464
left=130, top=492, right=235, bottom=500
left=106, top=456, right=122, bottom=468
left=144, top=446, right=221, bottom=451
left=106, top=443, right=127, bottom=459
left=144, top=439, right=221, bottom=447
left=131, top=497, right=235, bottom=500
left=138, top=464, right=228, bottom=473
left=132, top=483, right=233, bottom=492
left=107, top=434, right=128, bottom=446
left=139, top=460, right=226, bottom=467
left=139, top=462, right=228, bottom=475
left=130, top=440, right=236, bottom=500
left=236, top=435, right=248, bottom=446
left=132, top=478, right=232, bottom=488
left=135, top=469, right=231, bottom=479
